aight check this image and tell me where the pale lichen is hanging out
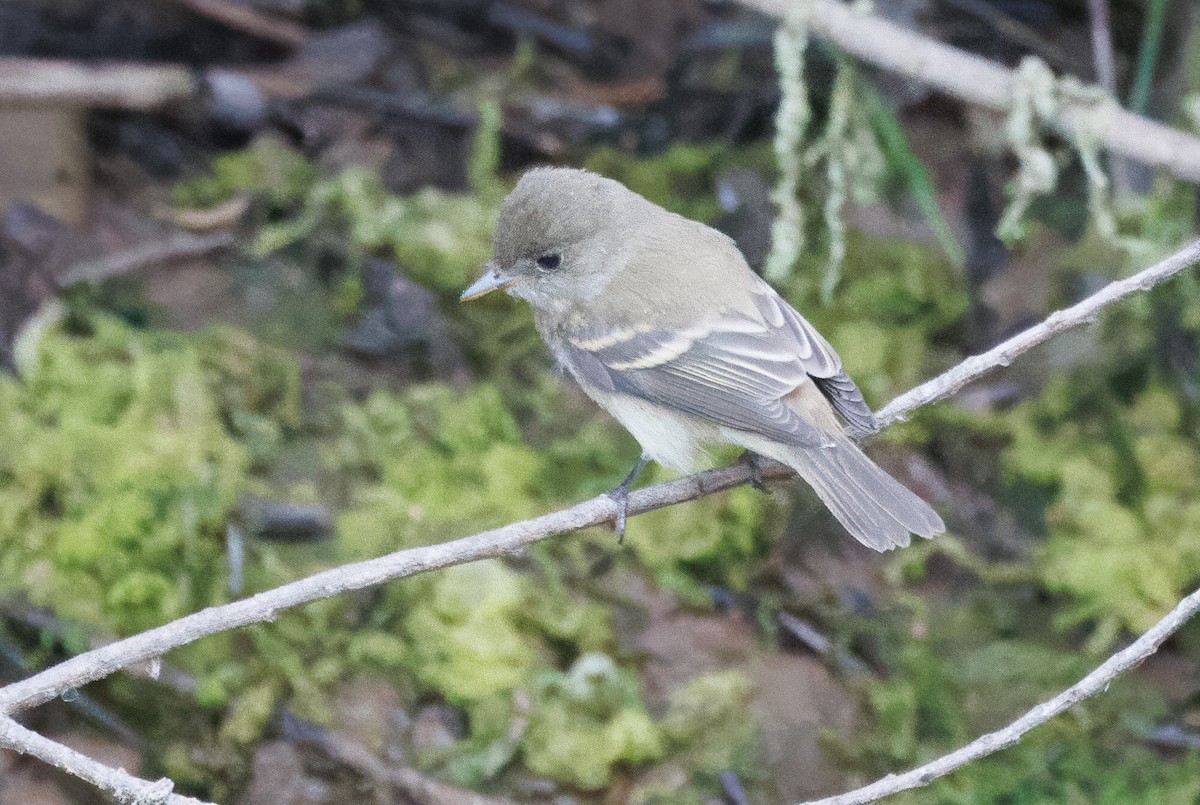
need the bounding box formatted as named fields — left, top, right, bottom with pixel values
left=764, top=8, right=812, bottom=282
left=997, top=56, right=1119, bottom=246
left=766, top=7, right=884, bottom=301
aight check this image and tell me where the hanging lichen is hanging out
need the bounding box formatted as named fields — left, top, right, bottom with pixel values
left=764, top=9, right=812, bottom=283
left=815, top=60, right=886, bottom=302
left=768, top=32, right=1127, bottom=297
left=765, top=9, right=885, bottom=302
left=997, top=56, right=1119, bottom=246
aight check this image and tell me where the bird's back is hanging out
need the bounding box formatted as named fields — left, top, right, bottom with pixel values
left=576, top=202, right=765, bottom=332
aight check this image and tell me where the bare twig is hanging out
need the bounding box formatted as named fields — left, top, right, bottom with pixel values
left=876, top=238, right=1200, bottom=426
left=721, top=770, right=751, bottom=805
left=1084, top=0, right=1132, bottom=194
left=939, top=0, right=1072, bottom=72
left=2, top=240, right=1199, bottom=721
left=0, top=240, right=1199, bottom=802
left=166, top=193, right=251, bottom=232
left=798, top=585, right=1200, bottom=805
left=320, top=728, right=514, bottom=805
left=59, top=232, right=234, bottom=287
left=777, top=611, right=871, bottom=676
left=737, top=0, right=1200, bottom=184
left=1, top=601, right=199, bottom=699
left=0, top=716, right=212, bottom=805
left=0, top=463, right=784, bottom=716
left=168, top=0, right=308, bottom=47
left=1086, top=0, right=1119, bottom=96
left=0, top=59, right=195, bottom=109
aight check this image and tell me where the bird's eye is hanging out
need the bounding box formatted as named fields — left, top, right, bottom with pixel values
left=536, top=253, right=561, bottom=270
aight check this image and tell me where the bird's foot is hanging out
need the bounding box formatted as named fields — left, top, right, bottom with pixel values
left=607, top=454, right=649, bottom=544
left=607, top=484, right=631, bottom=544
left=739, top=450, right=768, bottom=492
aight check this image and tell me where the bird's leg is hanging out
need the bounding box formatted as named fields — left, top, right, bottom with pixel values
left=739, top=450, right=768, bottom=492
left=608, top=454, right=649, bottom=544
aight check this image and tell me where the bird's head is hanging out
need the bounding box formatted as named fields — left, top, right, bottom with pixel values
left=461, top=167, right=637, bottom=314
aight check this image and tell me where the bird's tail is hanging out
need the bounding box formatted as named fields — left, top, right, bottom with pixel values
left=781, top=438, right=944, bottom=552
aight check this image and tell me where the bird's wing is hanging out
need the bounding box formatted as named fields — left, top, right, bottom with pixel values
left=751, top=289, right=878, bottom=436
left=560, top=286, right=876, bottom=446
left=750, top=287, right=878, bottom=436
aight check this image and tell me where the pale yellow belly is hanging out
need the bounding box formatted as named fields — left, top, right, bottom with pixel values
left=584, top=388, right=719, bottom=472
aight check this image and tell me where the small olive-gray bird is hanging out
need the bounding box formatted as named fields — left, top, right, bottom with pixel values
left=462, top=167, right=943, bottom=551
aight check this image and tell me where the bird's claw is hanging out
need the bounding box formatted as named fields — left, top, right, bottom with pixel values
left=739, top=450, right=768, bottom=492
left=607, top=484, right=630, bottom=544
left=606, top=454, right=648, bottom=544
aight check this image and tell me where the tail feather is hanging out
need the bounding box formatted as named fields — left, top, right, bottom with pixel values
left=786, top=438, right=944, bottom=552
left=800, top=459, right=898, bottom=550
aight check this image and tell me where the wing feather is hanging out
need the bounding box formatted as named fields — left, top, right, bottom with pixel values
left=754, top=287, right=877, bottom=434
left=560, top=285, right=876, bottom=446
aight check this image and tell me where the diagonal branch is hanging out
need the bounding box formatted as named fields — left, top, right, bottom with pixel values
left=799, top=584, right=1200, bottom=805
left=166, top=0, right=308, bottom=47
left=0, top=463, right=782, bottom=716
left=0, top=716, right=212, bottom=805
left=1, top=240, right=1198, bottom=720
left=876, top=239, right=1200, bottom=426
left=736, top=0, right=1200, bottom=184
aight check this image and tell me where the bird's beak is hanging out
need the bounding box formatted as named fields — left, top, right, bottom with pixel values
left=461, top=263, right=517, bottom=301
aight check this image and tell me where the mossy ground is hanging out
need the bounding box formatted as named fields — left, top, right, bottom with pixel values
left=4, top=138, right=1200, bottom=802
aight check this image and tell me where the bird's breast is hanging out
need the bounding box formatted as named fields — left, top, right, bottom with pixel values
left=578, top=384, right=717, bottom=473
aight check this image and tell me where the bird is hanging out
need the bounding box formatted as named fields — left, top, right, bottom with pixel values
left=461, top=167, right=944, bottom=551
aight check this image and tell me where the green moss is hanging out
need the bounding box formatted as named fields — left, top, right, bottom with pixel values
left=521, top=653, right=663, bottom=789
left=403, top=562, right=538, bottom=701
left=844, top=611, right=1200, bottom=805
left=333, top=384, right=548, bottom=555
left=172, top=136, right=315, bottom=211
left=247, top=166, right=498, bottom=295
left=632, top=479, right=765, bottom=586
left=0, top=317, right=254, bottom=632
left=218, top=682, right=278, bottom=745
left=658, top=670, right=761, bottom=784
left=24, top=125, right=1200, bottom=804
left=583, top=144, right=728, bottom=224
left=996, top=373, right=1200, bottom=635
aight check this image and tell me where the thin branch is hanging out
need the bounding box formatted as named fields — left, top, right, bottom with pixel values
left=736, top=0, right=1200, bottom=184
left=59, top=232, right=234, bottom=287
left=939, top=0, right=1072, bottom=73
left=799, top=585, right=1200, bottom=805
left=1084, top=0, right=1132, bottom=194
left=0, top=463, right=781, bottom=716
left=0, top=716, right=212, bottom=805
left=319, top=726, right=515, bottom=805
left=1, top=601, right=199, bottom=699
left=876, top=238, right=1200, bottom=427
left=0, top=59, right=195, bottom=109
left=167, top=0, right=308, bottom=48
left=2, top=239, right=1199, bottom=720
left=1086, top=0, right=1118, bottom=97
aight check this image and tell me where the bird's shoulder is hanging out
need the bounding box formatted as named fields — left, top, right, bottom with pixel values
left=577, top=215, right=763, bottom=330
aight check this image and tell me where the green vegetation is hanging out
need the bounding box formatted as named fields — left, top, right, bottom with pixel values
left=4, top=134, right=1200, bottom=802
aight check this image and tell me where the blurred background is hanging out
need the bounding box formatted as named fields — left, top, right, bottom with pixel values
left=2, top=0, right=1200, bottom=802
